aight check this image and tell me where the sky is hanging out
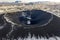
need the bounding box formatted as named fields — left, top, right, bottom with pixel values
left=0, top=0, right=60, bottom=3
left=20, top=0, right=60, bottom=3
left=0, top=0, right=16, bottom=2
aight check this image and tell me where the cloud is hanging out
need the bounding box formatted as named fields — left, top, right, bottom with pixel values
left=0, top=0, right=60, bottom=2
left=0, top=0, right=16, bottom=2
left=20, top=0, right=60, bottom=3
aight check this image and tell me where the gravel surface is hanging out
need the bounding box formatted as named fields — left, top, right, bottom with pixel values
left=0, top=4, right=60, bottom=18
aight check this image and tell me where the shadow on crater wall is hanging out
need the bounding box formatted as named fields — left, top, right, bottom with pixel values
left=0, top=10, right=60, bottom=39
left=11, top=15, right=60, bottom=39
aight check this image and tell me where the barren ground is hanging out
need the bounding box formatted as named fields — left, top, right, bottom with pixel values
left=0, top=3, right=60, bottom=17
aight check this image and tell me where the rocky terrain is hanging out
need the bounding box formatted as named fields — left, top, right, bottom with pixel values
left=0, top=2, right=60, bottom=17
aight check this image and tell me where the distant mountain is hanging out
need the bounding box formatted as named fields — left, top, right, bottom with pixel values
left=0, top=1, right=59, bottom=5
left=15, top=1, right=21, bottom=3
left=24, top=1, right=60, bottom=5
